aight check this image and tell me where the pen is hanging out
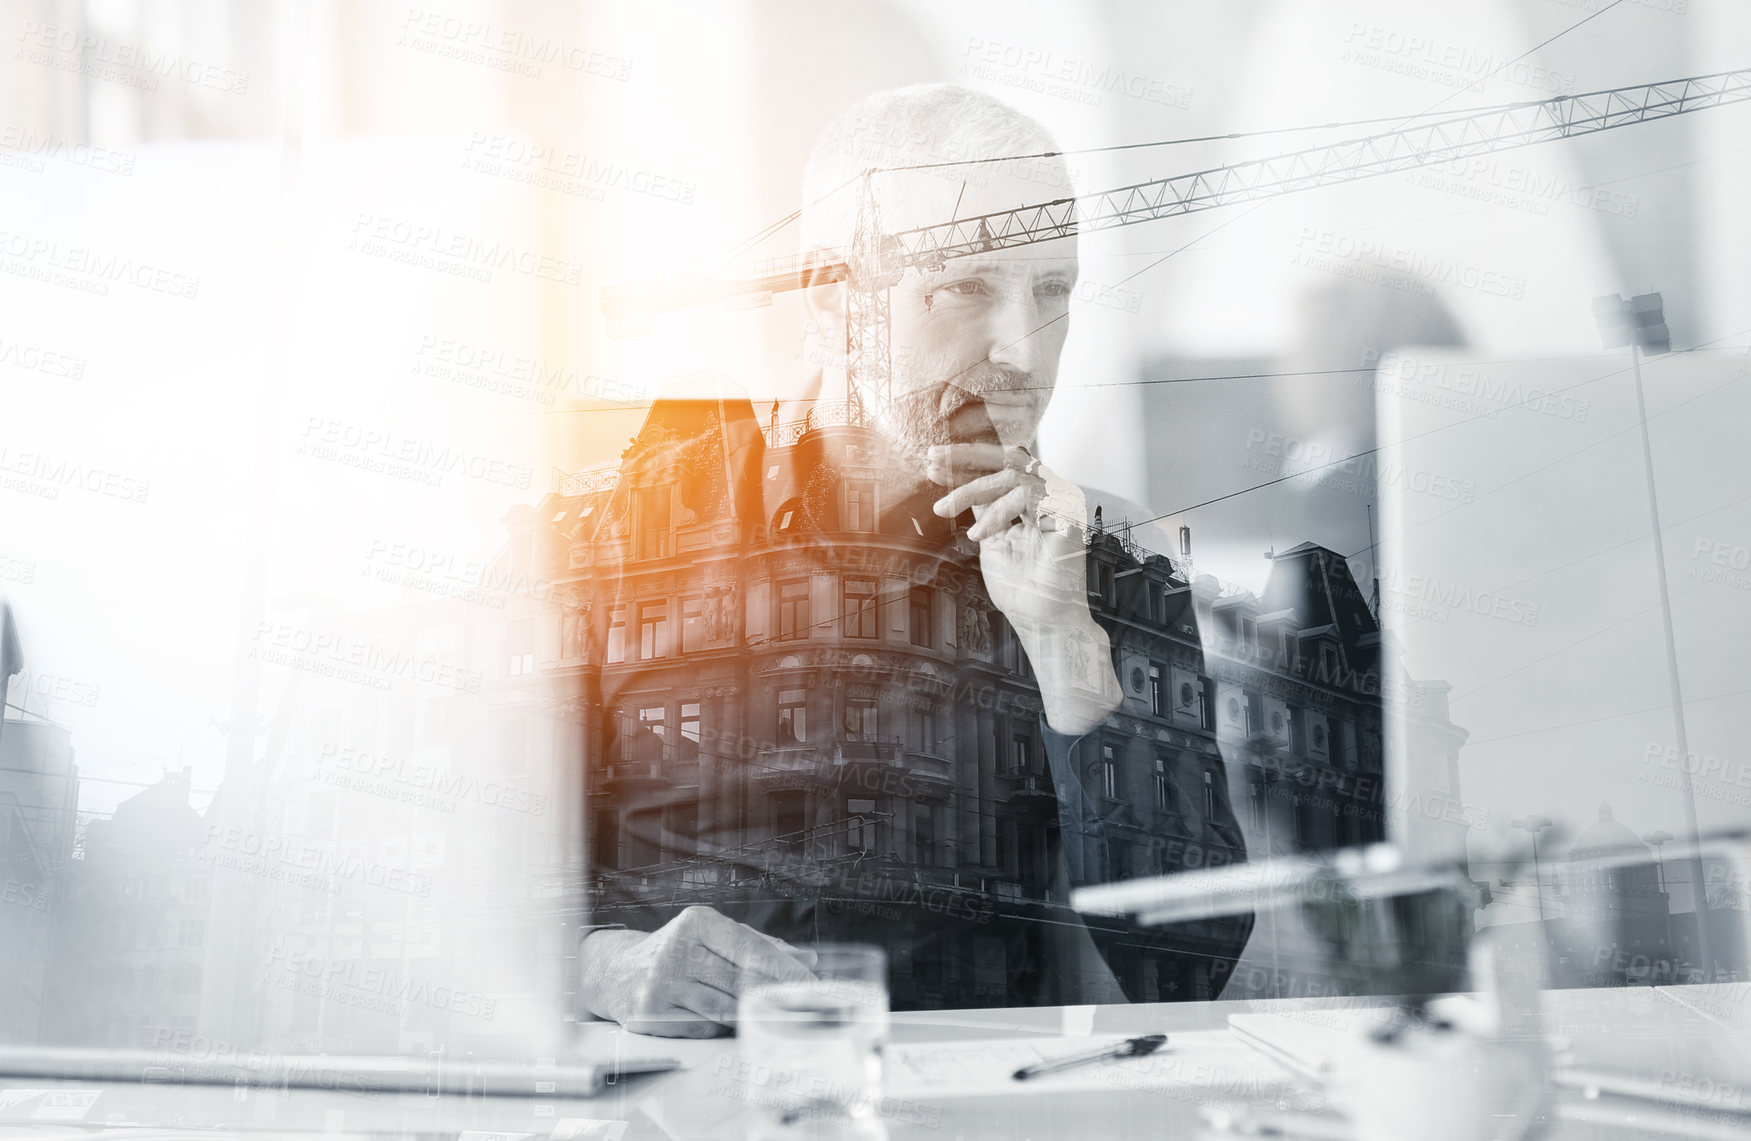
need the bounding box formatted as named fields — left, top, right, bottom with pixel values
left=1011, top=1033, right=1169, bottom=1081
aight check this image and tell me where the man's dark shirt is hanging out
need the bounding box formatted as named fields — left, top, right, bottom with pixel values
left=573, top=398, right=1252, bottom=1009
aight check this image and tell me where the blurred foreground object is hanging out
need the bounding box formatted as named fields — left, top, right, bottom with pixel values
left=1084, top=834, right=1751, bottom=1140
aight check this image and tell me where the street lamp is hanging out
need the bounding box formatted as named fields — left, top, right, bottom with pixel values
left=1512, top=815, right=1554, bottom=925
left=1592, top=291, right=1713, bottom=981
left=1644, top=828, right=1677, bottom=969
left=1644, top=830, right=1674, bottom=892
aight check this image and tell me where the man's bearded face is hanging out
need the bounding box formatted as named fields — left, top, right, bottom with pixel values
left=872, top=249, right=1076, bottom=466
left=877, top=359, right=1039, bottom=458
left=818, top=165, right=1078, bottom=466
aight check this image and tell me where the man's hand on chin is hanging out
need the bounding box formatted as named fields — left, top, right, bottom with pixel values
left=929, top=442, right=1123, bottom=737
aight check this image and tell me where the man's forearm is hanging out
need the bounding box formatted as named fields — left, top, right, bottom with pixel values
left=1019, top=616, right=1122, bottom=736
left=576, top=928, right=645, bottom=1021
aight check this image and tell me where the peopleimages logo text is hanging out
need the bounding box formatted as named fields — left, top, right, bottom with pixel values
left=1362, top=350, right=1591, bottom=422
left=1242, top=430, right=1477, bottom=502
left=348, top=213, right=585, bottom=288
left=0, top=229, right=200, bottom=299
left=299, top=418, right=533, bottom=490
left=15, top=21, right=250, bottom=94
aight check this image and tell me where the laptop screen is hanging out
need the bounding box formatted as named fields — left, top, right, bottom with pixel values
left=1374, top=346, right=1751, bottom=977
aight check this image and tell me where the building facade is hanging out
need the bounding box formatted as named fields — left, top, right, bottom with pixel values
left=499, top=389, right=1472, bottom=1006
left=0, top=714, right=77, bottom=1043
left=43, top=768, right=214, bottom=1049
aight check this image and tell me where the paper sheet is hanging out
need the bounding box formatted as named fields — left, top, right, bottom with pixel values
left=882, top=1030, right=1304, bottom=1101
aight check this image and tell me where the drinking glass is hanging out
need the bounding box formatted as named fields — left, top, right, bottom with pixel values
left=737, top=943, right=889, bottom=1126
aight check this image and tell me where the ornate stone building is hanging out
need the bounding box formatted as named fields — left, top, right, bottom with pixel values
left=499, top=385, right=1472, bottom=1005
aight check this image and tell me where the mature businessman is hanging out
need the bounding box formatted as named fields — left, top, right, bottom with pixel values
left=573, top=83, right=1251, bottom=1035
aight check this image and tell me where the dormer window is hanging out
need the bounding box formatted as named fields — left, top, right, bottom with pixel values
left=635, top=486, right=671, bottom=559
left=1092, top=562, right=1115, bottom=605
left=772, top=498, right=803, bottom=537
left=845, top=479, right=876, bottom=532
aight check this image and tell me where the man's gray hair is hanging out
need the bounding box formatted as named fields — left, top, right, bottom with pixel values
left=800, top=83, right=1072, bottom=254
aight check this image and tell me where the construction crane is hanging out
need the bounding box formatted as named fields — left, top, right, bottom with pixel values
left=602, top=68, right=1751, bottom=417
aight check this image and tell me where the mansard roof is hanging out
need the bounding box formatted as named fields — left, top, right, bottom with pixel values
left=581, top=373, right=767, bottom=545
left=1260, top=541, right=1380, bottom=672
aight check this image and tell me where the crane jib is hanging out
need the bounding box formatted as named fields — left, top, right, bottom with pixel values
left=602, top=67, right=1751, bottom=332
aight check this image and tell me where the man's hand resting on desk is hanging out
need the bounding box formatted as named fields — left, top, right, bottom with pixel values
left=578, top=906, right=813, bottom=1038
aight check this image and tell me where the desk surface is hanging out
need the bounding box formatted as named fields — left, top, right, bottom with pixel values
left=1, top=986, right=1745, bottom=1141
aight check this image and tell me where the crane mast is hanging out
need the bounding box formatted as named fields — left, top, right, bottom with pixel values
left=602, top=68, right=1751, bottom=414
